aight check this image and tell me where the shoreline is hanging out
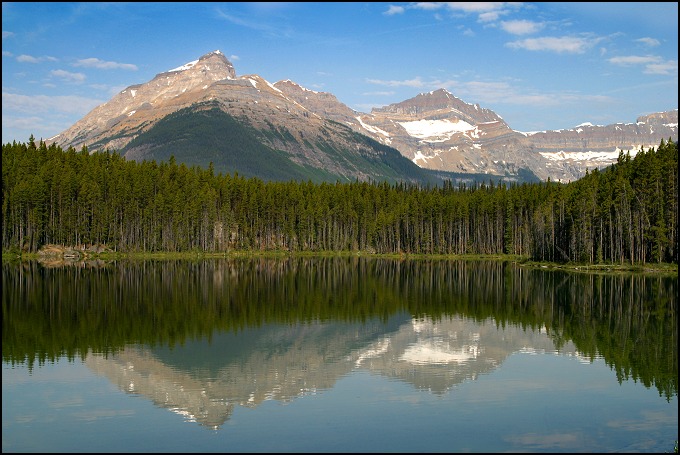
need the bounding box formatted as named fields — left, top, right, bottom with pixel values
left=3, top=249, right=677, bottom=274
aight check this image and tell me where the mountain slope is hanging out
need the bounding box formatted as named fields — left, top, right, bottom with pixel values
left=121, top=102, right=332, bottom=182
left=47, top=50, right=677, bottom=183
left=120, top=100, right=454, bottom=184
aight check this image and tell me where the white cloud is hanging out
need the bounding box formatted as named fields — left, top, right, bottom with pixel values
left=3, top=30, right=15, bottom=40
left=366, top=76, right=424, bottom=88
left=2, top=92, right=103, bottom=115
left=478, top=11, right=501, bottom=22
left=643, top=60, right=677, bottom=75
left=384, top=5, right=404, bottom=15
left=50, top=69, right=87, bottom=84
left=16, top=54, right=57, bottom=63
left=607, top=55, right=676, bottom=75
left=442, top=3, right=511, bottom=14
left=506, top=36, right=596, bottom=54
left=413, top=3, right=443, bottom=11
left=635, top=37, right=660, bottom=47
left=500, top=19, right=544, bottom=35
left=73, top=58, right=137, bottom=70
left=608, top=55, right=660, bottom=66
left=408, top=2, right=520, bottom=21
left=17, top=54, right=41, bottom=63
left=1, top=115, right=66, bottom=137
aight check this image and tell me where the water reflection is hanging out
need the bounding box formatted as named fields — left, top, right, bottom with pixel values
left=3, top=257, right=677, bottom=420
left=83, top=313, right=588, bottom=430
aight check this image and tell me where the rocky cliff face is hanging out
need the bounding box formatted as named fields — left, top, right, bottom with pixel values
left=49, top=51, right=678, bottom=183
left=347, top=90, right=677, bottom=182
left=520, top=112, right=678, bottom=181
left=352, top=89, right=549, bottom=179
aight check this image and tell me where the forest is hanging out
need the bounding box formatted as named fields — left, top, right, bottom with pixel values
left=2, top=136, right=677, bottom=265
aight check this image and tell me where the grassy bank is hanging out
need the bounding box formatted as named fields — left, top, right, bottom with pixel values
left=2, top=248, right=677, bottom=274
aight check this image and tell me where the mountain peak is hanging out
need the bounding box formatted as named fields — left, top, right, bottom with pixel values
left=370, top=87, right=503, bottom=125
left=199, top=50, right=225, bottom=60
left=166, top=50, right=235, bottom=79
left=275, top=79, right=320, bottom=94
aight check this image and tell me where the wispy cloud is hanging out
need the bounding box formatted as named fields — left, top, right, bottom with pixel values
left=17, top=54, right=58, bottom=63
left=635, top=37, right=660, bottom=47
left=504, top=432, right=581, bottom=451
left=1, top=114, right=73, bottom=141
left=407, top=2, right=521, bottom=22
left=607, top=54, right=677, bottom=75
left=362, top=91, right=396, bottom=96
left=214, top=6, right=294, bottom=38
left=17, top=54, right=40, bottom=63
left=2, top=30, right=15, bottom=40
left=2, top=92, right=103, bottom=115
left=50, top=69, right=86, bottom=84
left=384, top=5, right=405, bottom=16
left=73, top=58, right=138, bottom=71
left=500, top=20, right=545, bottom=35
left=449, top=80, right=612, bottom=108
left=643, top=60, right=677, bottom=75
left=506, top=36, right=599, bottom=54
left=608, top=55, right=661, bottom=66
left=366, top=77, right=424, bottom=88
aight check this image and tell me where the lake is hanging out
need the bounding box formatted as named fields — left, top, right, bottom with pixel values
left=2, top=257, right=677, bottom=452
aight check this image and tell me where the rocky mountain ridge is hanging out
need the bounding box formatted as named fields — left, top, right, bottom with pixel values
left=48, top=50, right=678, bottom=183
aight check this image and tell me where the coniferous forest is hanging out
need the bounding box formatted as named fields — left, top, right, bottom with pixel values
left=2, top=136, right=677, bottom=265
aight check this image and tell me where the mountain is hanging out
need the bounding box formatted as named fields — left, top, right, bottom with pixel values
left=347, top=90, right=677, bottom=182
left=48, top=50, right=677, bottom=183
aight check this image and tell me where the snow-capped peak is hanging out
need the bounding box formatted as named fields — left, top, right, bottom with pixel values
left=167, top=50, right=227, bottom=73
left=168, top=59, right=199, bottom=73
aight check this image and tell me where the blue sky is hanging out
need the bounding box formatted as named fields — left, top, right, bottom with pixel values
left=2, top=2, right=678, bottom=145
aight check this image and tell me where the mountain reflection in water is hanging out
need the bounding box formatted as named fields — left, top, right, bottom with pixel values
left=85, top=314, right=582, bottom=430
left=3, top=257, right=677, bottom=435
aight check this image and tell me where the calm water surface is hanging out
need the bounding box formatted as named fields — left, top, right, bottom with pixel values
left=2, top=258, right=677, bottom=452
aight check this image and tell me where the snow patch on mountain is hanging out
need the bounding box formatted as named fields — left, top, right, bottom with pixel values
left=356, top=117, right=390, bottom=138
left=399, top=119, right=475, bottom=142
left=412, top=150, right=431, bottom=164
left=169, top=59, right=198, bottom=73
left=539, top=144, right=654, bottom=162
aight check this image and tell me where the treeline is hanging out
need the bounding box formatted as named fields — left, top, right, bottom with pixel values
left=2, top=136, right=677, bottom=264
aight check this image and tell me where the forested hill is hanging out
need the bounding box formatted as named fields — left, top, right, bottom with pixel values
left=2, top=137, right=677, bottom=265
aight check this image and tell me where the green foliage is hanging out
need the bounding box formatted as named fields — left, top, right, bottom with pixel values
left=121, top=103, right=324, bottom=182
left=118, top=102, right=457, bottom=185
left=2, top=137, right=677, bottom=266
